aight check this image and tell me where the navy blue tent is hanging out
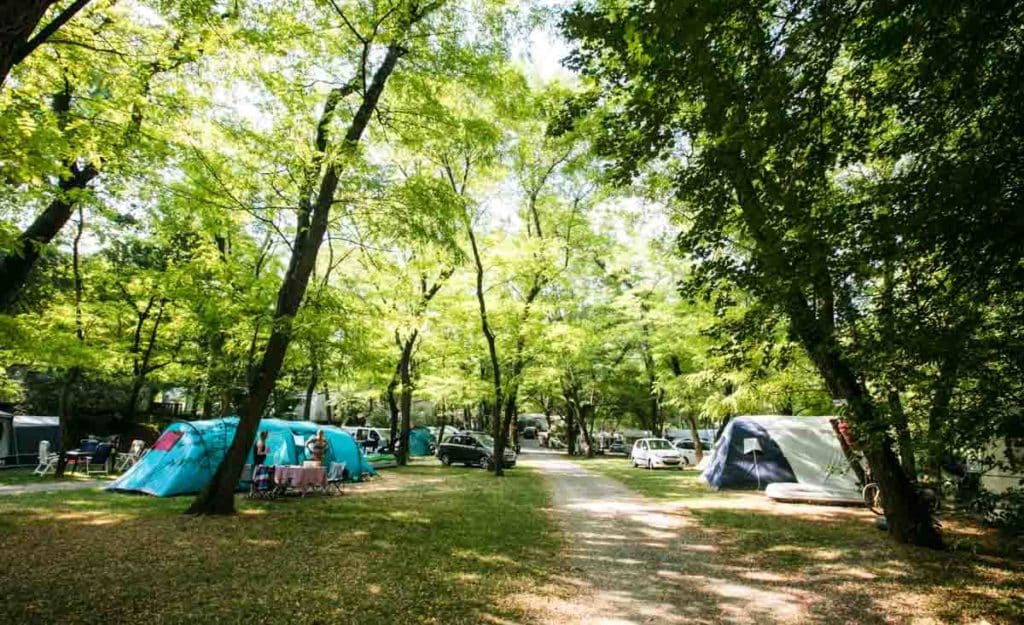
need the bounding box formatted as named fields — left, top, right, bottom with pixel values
left=701, top=416, right=860, bottom=492
left=702, top=417, right=796, bottom=490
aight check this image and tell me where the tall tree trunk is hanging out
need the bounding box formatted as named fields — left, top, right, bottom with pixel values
left=580, top=403, right=595, bottom=457
left=729, top=157, right=940, bottom=548
left=494, top=391, right=517, bottom=470
left=565, top=403, right=576, bottom=455
left=187, top=43, right=406, bottom=515
left=397, top=332, right=417, bottom=466
left=926, top=355, right=959, bottom=490
left=0, top=82, right=98, bottom=311
left=52, top=364, right=78, bottom=477
left=467, top=225, right=504, bottom=472
left=386, top=375, right=399, bottom=451
left=0, top=0, right=92, bottom=89
left=0, top=165, right=98, bottom=312
left=889, top=389, right=917, bottom=479
left=127, top=298, right=165, bottom=420
left=302, top=367, right=318, bottom=421
left=802, top=318, right=940, bottom=547
left=437, top=407, right=447, bottom=449
left=219, top=388, right=234, bottom=417
left=686, top=413, right=703, bottom=464
left=880, top=256, right=916, bottom=479
left=398, top=379, right=412, bottom=464
left=55, top=205, right=86, bottom=478
left=322, top=382, right=333, bottom=423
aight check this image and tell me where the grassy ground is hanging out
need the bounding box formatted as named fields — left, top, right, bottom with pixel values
left=0, top=464, right=560, bottom=625
left=572, top=455, right=717, bottom=500
left=0, top=466, right=116, bottom=486
left=570, top=455, right=1024, bottom=624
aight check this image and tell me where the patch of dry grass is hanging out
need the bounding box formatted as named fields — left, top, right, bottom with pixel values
left=0, top=465, right=559, bottom=625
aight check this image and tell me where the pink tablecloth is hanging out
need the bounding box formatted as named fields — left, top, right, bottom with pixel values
left=273, top=465, right=326, bottom=489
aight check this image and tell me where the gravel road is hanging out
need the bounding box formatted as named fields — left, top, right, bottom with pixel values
left=520, top=450, right=813, bottom=625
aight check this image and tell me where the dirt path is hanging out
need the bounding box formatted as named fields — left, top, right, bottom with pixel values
left=521, top=452, right=826, bottom=625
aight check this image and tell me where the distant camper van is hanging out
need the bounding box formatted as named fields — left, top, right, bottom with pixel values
left=343, top=427, right=390, bottom=452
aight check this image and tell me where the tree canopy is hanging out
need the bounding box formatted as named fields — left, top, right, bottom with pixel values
left=1, top=0, right=1021, bottom=543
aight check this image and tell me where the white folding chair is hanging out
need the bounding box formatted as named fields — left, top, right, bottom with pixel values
left=33, top=440, right=59, bottom=476
left=115, top=439, right=146, bottom=472
left=326, top=461, right=347, bottom=495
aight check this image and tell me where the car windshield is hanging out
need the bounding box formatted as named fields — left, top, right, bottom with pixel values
left=647, top=439, right=673, bottom=450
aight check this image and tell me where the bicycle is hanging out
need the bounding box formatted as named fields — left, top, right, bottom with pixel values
left=861, top=480, right=941, bottom=517
left=862, top=481, right=884, bottom=515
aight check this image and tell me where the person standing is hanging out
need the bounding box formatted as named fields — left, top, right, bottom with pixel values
left=306, top=429, right=330, bottom=464
left=254, top=430, right=270, bottom=466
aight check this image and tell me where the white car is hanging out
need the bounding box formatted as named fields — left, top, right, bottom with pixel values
left=631, top=438, right=683, bottom=469
left=671, top=438, right=711, bottom=465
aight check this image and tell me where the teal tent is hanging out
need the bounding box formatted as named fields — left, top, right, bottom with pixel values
left=408, top=426, right=434, bottom=457
left=107, top=417, right=375, bottom=497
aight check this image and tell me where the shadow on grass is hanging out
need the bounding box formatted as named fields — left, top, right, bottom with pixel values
left=539, top=454, right=1024, bottom=625
left=0, top=465, right=559, bottom=625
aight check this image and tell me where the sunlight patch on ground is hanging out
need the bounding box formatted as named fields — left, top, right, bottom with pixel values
left=691, top=575, right=810, bottom=622
left=451, top=549, right=516, bottom=565
left=679, top=543, right=719, bottom=553
left=47, top=511, right=132, bottom=525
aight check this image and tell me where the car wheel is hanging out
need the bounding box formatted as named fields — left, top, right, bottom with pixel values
left=439, top=453, right=451, bottom=466
left=479, top=456, right=492, bottom=470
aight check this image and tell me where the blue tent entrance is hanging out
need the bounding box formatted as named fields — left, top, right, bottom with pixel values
left=108, top=418, right=375, bottom=497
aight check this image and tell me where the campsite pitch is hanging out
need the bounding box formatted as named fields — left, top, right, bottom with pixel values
left=2, top=456, right=1022, bottom=625
left=0, top=465, right=559, bottom=625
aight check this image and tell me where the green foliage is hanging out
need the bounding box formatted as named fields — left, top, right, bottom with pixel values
left=560, top=0, right=1024, bottom=472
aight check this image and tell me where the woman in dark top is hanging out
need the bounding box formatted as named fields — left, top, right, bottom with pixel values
left=254, top=430, right=270, bottom=466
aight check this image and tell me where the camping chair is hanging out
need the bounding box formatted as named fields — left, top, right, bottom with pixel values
left=73, top=443, right=113, bottom=475
left=326, top=462, right=347, bottom=495
left=33, top=440, right=60, bottom=476
left=114, top=439, right=146, bottom=472
left=248, top=465, right=276, bottom=499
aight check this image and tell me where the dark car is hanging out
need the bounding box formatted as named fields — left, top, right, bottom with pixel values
left=608, top=440, right=627, bottom=455
left=437, top=432, right=516, bottom=469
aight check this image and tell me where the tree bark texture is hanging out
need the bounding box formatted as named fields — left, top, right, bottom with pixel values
left=729, top=160, right=941, bottom=548
left=0, top=161, right=98, bottom=312
left=186, top=43, right=406, bottom=515
left=468, top=225, right=505, bottom=472
left=396, top=330, right=417, bottom=466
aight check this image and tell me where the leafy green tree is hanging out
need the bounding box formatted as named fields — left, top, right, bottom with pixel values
left=0, top=1, right=214, bottom=310
left=556, top=0, right=1024, bottom=546
left=188, top=0, right=510, bottom=513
